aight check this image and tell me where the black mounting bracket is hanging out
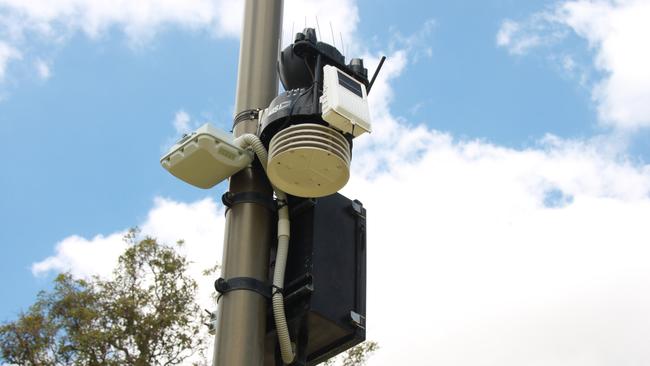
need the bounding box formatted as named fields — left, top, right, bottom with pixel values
left=222, top=191, right=277, bottom=213
left=214, top=277, right=271, bottom=302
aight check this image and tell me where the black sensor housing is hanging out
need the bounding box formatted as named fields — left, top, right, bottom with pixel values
left=259, top=28, right=369, bottom=149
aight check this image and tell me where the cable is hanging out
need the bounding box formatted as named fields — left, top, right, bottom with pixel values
left=278, top=84, right=314, bottom=133
left=234, top=134, right=295, bottom=364
left=278, top=56, right=316, bottom=133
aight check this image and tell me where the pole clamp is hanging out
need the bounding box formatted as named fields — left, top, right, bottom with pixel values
left=214, top=277, right=271, bottom=302
left=232, top=108, right=261, bottom=130
left=222, top=191, right=277, bottom=213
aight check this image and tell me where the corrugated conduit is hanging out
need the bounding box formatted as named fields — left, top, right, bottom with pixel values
left=235, top=134, right=295, bottom=364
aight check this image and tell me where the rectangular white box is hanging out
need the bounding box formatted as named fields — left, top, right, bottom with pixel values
left=160, top=123, right=253, bottom=189
left=320, top=65, right=372, bottom=137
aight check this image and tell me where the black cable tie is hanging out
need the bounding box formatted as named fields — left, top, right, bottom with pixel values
left=271, top=285, right=284, bottom=297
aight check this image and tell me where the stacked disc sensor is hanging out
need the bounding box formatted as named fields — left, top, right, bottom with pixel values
left=268, top=123, right=351, bottom=197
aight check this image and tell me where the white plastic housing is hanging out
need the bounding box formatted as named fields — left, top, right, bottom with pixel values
left=320, top=65, right=372, bottom=137
left=160, top=123, right=253, bottom=189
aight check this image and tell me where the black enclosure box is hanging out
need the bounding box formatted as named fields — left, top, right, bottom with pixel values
left=265, top=193, right=367, bottom=365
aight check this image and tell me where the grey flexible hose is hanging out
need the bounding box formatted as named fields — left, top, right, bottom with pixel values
left=235, top=134, right=295, bottom=364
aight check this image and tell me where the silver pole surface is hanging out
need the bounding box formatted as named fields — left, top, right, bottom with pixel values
left=212, top=1, right=283, bottom=365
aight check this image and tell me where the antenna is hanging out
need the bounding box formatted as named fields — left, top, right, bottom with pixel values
left=367, top=56, right=386, bottom=94
left=329, top=22, right=336, bottom=48
left=315, top=16, right=322, bottom=41
left=340, top=32, right=345, bottom=57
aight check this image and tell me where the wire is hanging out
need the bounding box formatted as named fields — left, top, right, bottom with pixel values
left=315, top=16, right=322, bottom=41
left=278, top=84, right=314, bottom=132
left=304, top=57, right=314, bottom=81
left=278, top=57, right=316, bottom=132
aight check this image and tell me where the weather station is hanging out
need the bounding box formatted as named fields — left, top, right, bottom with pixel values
left=160, top=1, right=385, bottom=365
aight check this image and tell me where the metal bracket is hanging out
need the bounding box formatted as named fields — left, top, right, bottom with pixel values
left=350, top=199, right=365, bottom=219
left=222, top=191, right=277, bottom=213
left=214, top=277, right=271, bottom=302
left=204, top=309, right=218, bottom=335
left=289, top=197, right=317, bottom=217
left=350, top=311, right=366, bottom=330
left=232, top=108, right=261, bottom=132
left=282, top=273, right=314, bottom=306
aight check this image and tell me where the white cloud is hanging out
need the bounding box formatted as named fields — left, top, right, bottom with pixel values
left=32, top=231, right=128, bottom=278
left=0, top=0, right=243, bottom=42
left=495, top=13, right=567, bottom=56
left=496, top=19, right=542, bottom=55
left=496, top=19, right=518, bottom=46
left=351, top=22, right=650, bottom=364
left=0, top=0, right=245, bottom=83
left=345, top=133, right=650, bottom=365
left=0, top=0, right=360, bottom=46
left=173, top=109, right=192, bottom=134
left=497, top=0, right=650, bottom=130
left=561, top=54, right=576, bottom=72
left=559, top=0, right=650, bottom=129
left=341, top=43, right=650, bottom=364
left=139, top=197, right=225, bottom=308
left=384, top=19, right=436, bottom=63
left=34, top=58, right=50, bottom=79
left=0, top=0, right=363, bottom=98
left=33, top=197, right=225, bottom=308
left=0, top=41, right=21, bottom=80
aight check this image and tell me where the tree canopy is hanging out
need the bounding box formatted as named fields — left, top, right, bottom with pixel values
left=323, top=341, right=379, bottom=366
left=0, top=231, right=207, bottom=365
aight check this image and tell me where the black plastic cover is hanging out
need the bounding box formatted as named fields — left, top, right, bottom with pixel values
left=264, top=28, right=368, bottom=150
left=258, top=87, right=323, bottom=146
left=264, top=193, right=367, bottom=365
left=258, top=88, right=354, bottom=152
left=278, top=44, right=314, bottom=91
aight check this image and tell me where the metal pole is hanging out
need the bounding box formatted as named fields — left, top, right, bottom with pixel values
left=212, top=1, right=283, bottom=365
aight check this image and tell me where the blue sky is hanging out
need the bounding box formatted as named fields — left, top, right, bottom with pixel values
left=2, top=0, right=650, bottom=364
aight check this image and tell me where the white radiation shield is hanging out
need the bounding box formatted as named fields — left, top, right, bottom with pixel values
left=267, top=123, right=351, bottom=198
